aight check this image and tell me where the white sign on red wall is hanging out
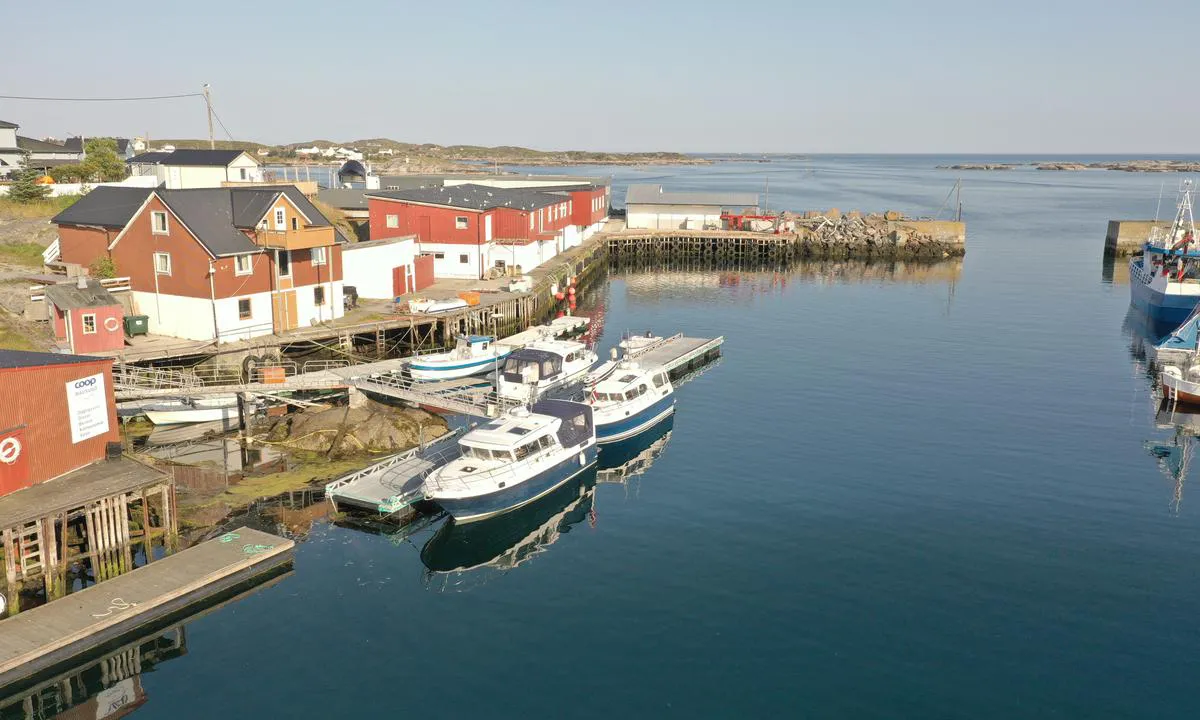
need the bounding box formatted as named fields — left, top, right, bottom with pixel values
left=66, top=372, right=109, bottom=443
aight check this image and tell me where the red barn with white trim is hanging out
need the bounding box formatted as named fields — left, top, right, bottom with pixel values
left=44, top=279, right=126, bottom=354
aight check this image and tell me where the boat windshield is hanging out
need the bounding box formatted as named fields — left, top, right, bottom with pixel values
left=462, top=446, right=512, bottom=462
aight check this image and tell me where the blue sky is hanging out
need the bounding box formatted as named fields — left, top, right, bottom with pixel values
left=2, top=0, right=1194, bottom=153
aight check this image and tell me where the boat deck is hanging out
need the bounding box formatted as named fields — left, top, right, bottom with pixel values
left=626, top=335, right=725, bottom=376
left=0, top=526, right=293, bottom=687
left=326, top=430, right=464, bottom=515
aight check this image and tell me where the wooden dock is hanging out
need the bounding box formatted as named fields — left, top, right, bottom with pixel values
left=0, top=526, right=293, bottom=688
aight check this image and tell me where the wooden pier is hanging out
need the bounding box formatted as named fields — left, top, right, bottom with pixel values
left=1, top=458, right=177, bottom=616
left=626, top=334, right=724, bottom=377
left=326, top=429, right=464, bottom=516
left=0, top=526, right=292, bottom=688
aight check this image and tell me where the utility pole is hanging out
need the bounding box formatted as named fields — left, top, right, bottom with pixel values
left=203, top=83, right=215, bottom=149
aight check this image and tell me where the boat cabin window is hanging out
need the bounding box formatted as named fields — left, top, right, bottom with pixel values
left=515, top=439, right=544, bottom=461
left=539, top=435, right=555, bottom=450
left=652, top=373, right=666, bottom=388
left=639, top=384, right=649, bottom=395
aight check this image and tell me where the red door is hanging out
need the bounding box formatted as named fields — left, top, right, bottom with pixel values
left=0, top=426, right=31, bottom=497
left=418, top=216, right=432, bottom=241
left=392, top=266, right=412, bottom=297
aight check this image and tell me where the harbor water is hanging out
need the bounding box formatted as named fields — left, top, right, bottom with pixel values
left=75, top=158, right=1200, bottom=717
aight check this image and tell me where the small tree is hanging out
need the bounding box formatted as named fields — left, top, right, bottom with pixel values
left=48, top=164, right=87, bottom=183
left=6, top=162, right=50, bottom=203
left=89, top=256, right=117, bottom=279
left=80, top=139, right=127, bottom=182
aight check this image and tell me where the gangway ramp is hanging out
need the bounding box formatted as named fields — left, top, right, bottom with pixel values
left=326, top=430, right=463, bottom=516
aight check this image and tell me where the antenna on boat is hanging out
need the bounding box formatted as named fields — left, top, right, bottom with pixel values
left=955, top=178, right=962, bottom=223
left=1156, top=181, right=1166, bottom=223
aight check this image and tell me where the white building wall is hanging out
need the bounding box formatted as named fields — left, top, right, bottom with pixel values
left=294, top=280, right=344, bottom=328
left=226, top=156, right=264, bottom=183
left=128, top=290, right=225, bottom=341
left=342, top=239, right=418, bottom=299
left=174, top=166, right=227, bottom=189
left=416, top=242, right=486, bottom=279
left=214, top=292, right=275, bottom=342
left=489, top=243, right=541, bottom=274
left=627, top=204, right=726, bottom=230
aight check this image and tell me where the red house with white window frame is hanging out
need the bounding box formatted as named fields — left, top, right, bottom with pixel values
left=366, top=184, right=593, bottom=279
left=52, top=185, right=343, bottom=343
left=44, top=279, right=126, bottom=354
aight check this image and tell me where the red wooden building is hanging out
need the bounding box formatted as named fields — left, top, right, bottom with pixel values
left=366, top=184, right=600, bottom=279
left=44, top=279, right=125, bottom=354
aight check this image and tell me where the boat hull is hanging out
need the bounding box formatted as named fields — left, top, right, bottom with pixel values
left=1130, top=259, right=1200, bottom=327
left=431, top=446, right=599, bottom=523
left=1162, top=371, right=1200, bottom=406
left=596, top=395, right=676, bottom=444
left=143, top=406, right=238, bottom=425
left=410, top=352, right=510, bottom=381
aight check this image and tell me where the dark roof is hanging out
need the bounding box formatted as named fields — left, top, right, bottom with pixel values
left=0, top=120, right=17, bottom=129
left=23, top=158, right=79, bottom=170
left=16, top=136, right=77, bottom=154
left=127, top=149, right=250, bottom=167
left=625, top=184, right=759, bottom=207
left=53, top=185, right=331, bottom=257
left=52, top=186, right=156, bottom=228
left=317, top=188, right=368, bottom=210
left=64, top=137, right=130, bottom=154
left=0, top=349, right=108, bottom=370
left=44, top=279, right=120, bottom=310
left=366, top=184, right=563, bottom=212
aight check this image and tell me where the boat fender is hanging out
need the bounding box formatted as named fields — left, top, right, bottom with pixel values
left=579, top=452, right=586, bottom=466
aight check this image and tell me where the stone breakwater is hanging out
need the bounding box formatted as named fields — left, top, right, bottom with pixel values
left=606, top=216, right=966, bottom=263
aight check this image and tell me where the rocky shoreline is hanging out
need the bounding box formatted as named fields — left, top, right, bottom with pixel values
left=939, top=160, right=1200, bottom=172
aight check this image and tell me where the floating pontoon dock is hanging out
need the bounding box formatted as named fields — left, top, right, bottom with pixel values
left=624, top=334, right=725, bottom=376
left=325, top=430, right=464, bottom=516
left=0, top=526, right=293, bottom=688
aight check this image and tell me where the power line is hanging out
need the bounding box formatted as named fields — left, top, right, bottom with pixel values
left=209, top=105, right=235, bottom=141
left=0, top=92, right=203, bottom=102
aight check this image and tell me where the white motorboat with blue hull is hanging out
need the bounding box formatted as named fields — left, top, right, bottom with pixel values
left=423, top=400, right=597, bottom=523
left=587, top=362, right=675, bottom=445
left=1130, top=180, right=1200, bottom=328
left=409, top=335, right=511, bottom=381
left=497, top=339, right=598, bottom=403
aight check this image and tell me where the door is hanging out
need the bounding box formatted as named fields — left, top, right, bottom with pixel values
left=484, top=215, right=493, bottom=242
left=167, top=166, right=181, bottom=189
left=276, top=250, right=293, bottom=290
left=272, top=291, right=298, bottom=333
left=418, top=216, right=431, bottom=241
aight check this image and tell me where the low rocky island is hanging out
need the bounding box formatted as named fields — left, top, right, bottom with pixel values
left=938, top=160, right=1200, bottom=172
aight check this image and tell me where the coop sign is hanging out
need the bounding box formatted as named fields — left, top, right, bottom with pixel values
left=66, top=372, right=109, bottom=443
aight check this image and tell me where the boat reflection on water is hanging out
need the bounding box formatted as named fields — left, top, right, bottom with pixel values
left=0, top=565, right=290, bottom=720
left=420, top=468, right=597, bottom=590
left=1145, top=404, right=1200, bottom=513
left=597, top=414, right=674, bottom=489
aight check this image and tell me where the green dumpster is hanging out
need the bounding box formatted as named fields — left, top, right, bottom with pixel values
left=124, top=315, right=149, bottom=336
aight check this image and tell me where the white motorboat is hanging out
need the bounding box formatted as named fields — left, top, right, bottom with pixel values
left=619, top=331, right=664, bottom=354
left=409, top=335, right=512, bottom=381
left=142, top=395, right=240, bottom=425
left=409, top=297, right=469, bottom=314
left=497, top=339, right=598, bottom=402
left=422, top=400, right=597, bottom=522
left=586, top=361, right=675, bottom=444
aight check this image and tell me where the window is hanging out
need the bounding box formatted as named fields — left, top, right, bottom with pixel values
left=239, top=168, right=248, bottom=180
left=386, top=185, right=400, bottom=190
left=311, top=247, right=327, bottom=266
left=82, top=314, right=97, bottom=334
left=274, top=208, right=285, bottom=230
left=386, top=214, right=399, bottom=229
left=258, top=218, right=268, bottom=230
left=151, top=211, right=168, bottom=234
left=653, top=373, right=665, bottom=388
left=235, top=254, right=254, bottom=275
left=459, top=254, right=469, bottom=264
left=277, top=250, right=291, bottom=277
left=154, top=252, right=171, bottom=275
left=238, top=298, right=252, bottom=320
left=434, top=252, right=445, bottom=260
left=455, top=216, right=469, bottom=230
left=314, top=286, right=325, bottom=306
left=291, top=217, right=298, bottom=231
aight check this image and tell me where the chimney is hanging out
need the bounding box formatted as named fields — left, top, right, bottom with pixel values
left=76, top=275, right=87, bottom=290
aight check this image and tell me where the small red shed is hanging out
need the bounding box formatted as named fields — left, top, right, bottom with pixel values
left=45, top=279, right=125, bottom=354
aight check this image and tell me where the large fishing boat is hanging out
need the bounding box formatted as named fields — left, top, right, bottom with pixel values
left=1130, top=180, right=1200, bottom=327
left=422, top=400, right=597, bottom=522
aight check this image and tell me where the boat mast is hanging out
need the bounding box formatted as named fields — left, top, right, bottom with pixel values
left=955, top=179, right=962, bottom=223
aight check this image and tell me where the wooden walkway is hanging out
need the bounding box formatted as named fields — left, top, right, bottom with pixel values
left=625, top=335, right=725, bottom=376
left=0, top=527, right=293, bottom=688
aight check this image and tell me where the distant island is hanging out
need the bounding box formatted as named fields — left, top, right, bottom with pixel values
left=155, top=137, right=708, bottom=172
left=938, top=160, right=1200, bottom=172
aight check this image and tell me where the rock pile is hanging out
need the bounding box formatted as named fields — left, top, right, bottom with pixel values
left=265, top=399, right=448, bottom=456
left=795, top=215, right=954, bottom=259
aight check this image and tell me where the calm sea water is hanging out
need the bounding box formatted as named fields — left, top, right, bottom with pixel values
left=106, top=158, right=1200, bottom=716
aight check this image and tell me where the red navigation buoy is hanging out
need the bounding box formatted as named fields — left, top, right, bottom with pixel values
left=567, top=287, right=575, bottom=296
left=555, top=292, right=565, bottom=301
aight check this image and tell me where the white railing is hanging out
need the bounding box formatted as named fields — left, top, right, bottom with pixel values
left=42, top=239, right=60, bottom=264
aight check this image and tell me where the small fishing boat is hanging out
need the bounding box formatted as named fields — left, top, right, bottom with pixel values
left=586, top=361, right=675, bottom=444
left=409, top=297, right=469, bottom=314
left=1130, top=181, right=1200, bottom=327
left=142, top=395, right=240, bottom=425
left=497, top=339, right=598, bottom=402
left=409, top=335, right=511, bottom=381
left=422, top=400, right=597, bottom=522
left=619, top=331, right=663, bottom=354
left=1162, top=364, right=1200, bottom=406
